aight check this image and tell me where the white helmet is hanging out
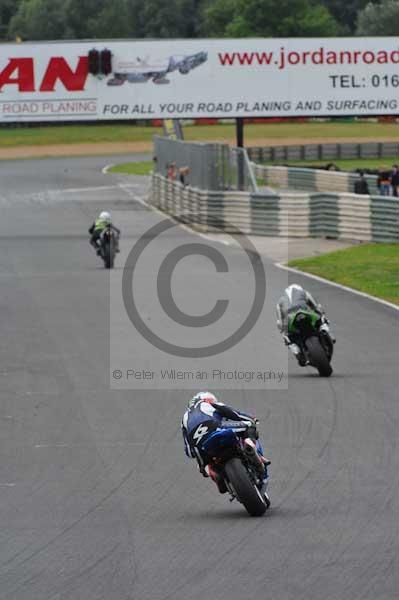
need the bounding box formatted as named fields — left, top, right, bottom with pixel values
left=285, top=284, right=305, bottom=302
left=188, top=391, right=218, bottom=409
left=99, top=211, right=111, bottom=222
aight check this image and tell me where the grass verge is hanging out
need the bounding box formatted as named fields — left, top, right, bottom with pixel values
left=3, top=121, right=399, bottom=148
left=288, top=243, right=399, bottom=305
left=0, top=125, right=161, bottom=147
left=108, top=161, right=153, bottom=175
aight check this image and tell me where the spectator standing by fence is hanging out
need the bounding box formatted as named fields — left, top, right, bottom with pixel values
left=167, top=162, right=177, bottom=181
left=179, top=166, right=190, bottom=186
left=390, top=164, right=399, bottom=197
left=377, top=166, right=391, bottom=196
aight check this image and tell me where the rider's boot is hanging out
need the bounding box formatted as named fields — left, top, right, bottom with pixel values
left=297, top=353, right=307, bottom=367
left=288, top=343, right=307, bottom=366
left=90, top=239, right=101, bottom=255
left=206, top=465, right=227, bottom=494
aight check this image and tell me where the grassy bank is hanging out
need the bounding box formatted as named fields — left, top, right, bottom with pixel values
left=3, top=121, right=399, bottom=148
left=288, top=244, right=399, bottom=305
left=109, top=161, right=153, bottom=175
left=0, top=125, right=161, bottom=147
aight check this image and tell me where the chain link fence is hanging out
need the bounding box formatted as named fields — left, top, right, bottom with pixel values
left=154, top=136, right=258, bottom=192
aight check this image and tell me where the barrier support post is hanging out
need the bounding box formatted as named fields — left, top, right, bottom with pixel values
left=236, top=117, right=245, bottom=190
left=236, top=117, right=244, bottom=148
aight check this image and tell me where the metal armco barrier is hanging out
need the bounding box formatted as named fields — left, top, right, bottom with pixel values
left=253, top=163, right=380, bottom=195
left=247, top=141, right=399, bottom=163
left=151, top=173, right=399, bottom=243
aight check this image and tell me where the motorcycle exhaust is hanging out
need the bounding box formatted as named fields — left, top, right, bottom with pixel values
left=320, top=322, right=336, bottom=343
left=243, top=439, right=263, bottom=464
left=244, top=438, right=267, bottom=471
left=243, top=438, right=257, bottom=454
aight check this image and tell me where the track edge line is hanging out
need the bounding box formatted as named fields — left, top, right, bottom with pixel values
left=275, top=262, right=399, bottom=312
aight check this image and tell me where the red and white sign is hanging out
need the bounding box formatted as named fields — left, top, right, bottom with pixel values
left=2, top=38, right=399, bottom=121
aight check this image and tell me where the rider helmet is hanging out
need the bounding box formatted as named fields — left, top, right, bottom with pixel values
left=285, top=284, right=307, bottom=304
left=188, top=391, right=218, bottom=409
left=286, top=283, right=304, bottom=295
left=99, top=211, right=111, bottom=223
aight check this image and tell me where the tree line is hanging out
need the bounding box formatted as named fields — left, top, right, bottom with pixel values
left=1, top=0, right=398, bottom=41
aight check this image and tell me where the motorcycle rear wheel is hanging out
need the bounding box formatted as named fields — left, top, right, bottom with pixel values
left=103, top=240, right=115, bottom=269
left=306, top=336, right=332, bottom=377
left=225, top=458, right=267, bottom=517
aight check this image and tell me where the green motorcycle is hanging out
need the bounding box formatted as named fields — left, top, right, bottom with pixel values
left=287, top=308, right=334, bottom=377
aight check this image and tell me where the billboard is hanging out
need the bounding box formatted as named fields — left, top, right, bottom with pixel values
left=2, top=38, right=399, bottom=122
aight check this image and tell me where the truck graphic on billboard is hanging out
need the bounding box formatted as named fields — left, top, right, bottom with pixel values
left=107, top=51, right=207, bottom=85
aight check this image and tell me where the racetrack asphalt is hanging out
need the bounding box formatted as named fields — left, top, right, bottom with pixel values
left=0, top=155, right=398, bottom=600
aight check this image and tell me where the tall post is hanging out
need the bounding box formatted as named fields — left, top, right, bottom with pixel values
left=236, top=117, right=244, bottom=148
left=236, top=117, right=245, bottom=190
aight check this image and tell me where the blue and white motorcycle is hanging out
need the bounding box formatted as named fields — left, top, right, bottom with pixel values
left=201, top=426, right=270, bottom=517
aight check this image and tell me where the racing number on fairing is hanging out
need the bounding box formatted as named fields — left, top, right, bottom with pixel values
left=193, top=424, right=209, bottom=445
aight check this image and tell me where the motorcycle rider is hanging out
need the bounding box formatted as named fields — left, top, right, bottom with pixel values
left=89, top=211, right=120, bottom=255
left=276, top=283, right=334, bottom=366
left=182, top=392, right=270, bottom=496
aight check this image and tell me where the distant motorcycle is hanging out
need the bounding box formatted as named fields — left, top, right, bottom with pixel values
left=201, top=426, right=270, bottom=517
left=99, top=225, right=117, bottom=269
left=288, top=308, right=334, bottom=377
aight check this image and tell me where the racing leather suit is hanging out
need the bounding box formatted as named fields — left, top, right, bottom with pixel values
left=181, top=399, right=268, bottom=490
left=276, top=286, right=323, bottom=337
left=276, top=285, right=334, bottom=365
left=89, top=219, right=120, bottom=251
